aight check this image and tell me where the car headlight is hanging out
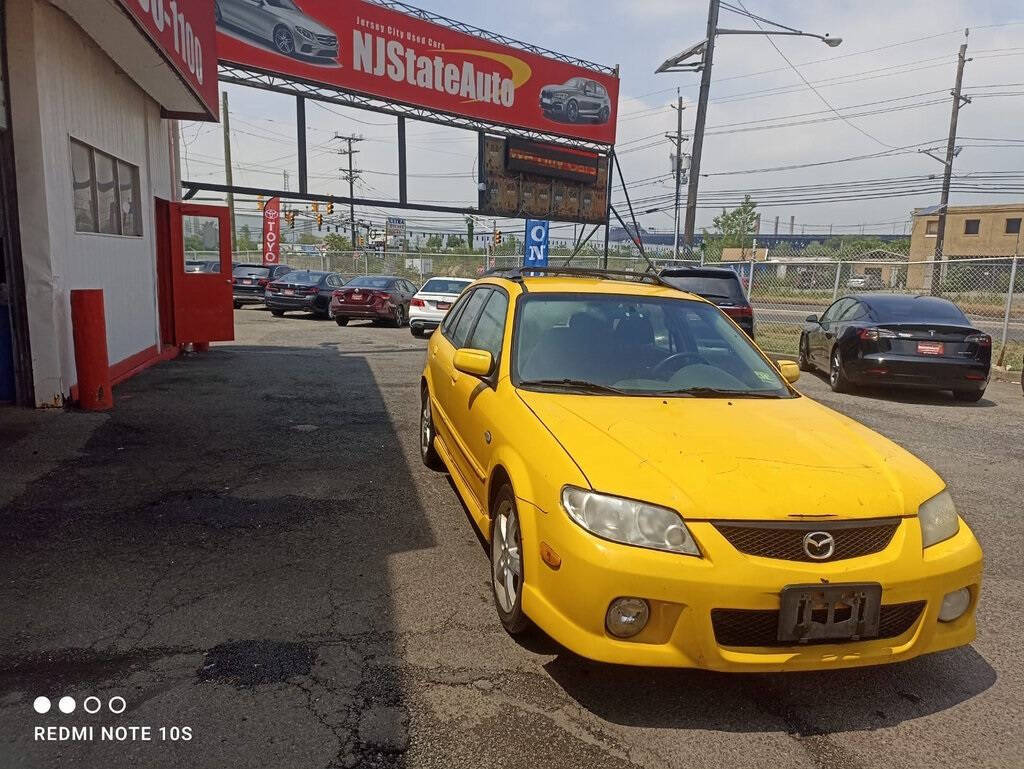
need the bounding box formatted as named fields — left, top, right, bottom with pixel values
left=295, top=26, right=315, bottom=39
left=919, top=489, right=960, bottom=548
left=561, top=486, right=700, bottom=556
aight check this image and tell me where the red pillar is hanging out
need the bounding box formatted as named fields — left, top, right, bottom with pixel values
left=70, top=289, right=113, bottom=411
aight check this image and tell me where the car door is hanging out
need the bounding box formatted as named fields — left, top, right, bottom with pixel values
left=446, top=287, right=510, bottom=507
left=428, top=288, right=490, bottom=470
left=813, top=298, right=852, bottom=366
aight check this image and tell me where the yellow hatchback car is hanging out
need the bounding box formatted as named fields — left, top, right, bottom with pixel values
left=419, top=269, right=982, bottom=672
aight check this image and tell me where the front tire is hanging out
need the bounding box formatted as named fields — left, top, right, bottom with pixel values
left=335, top=316, right=348, bottom=327
left=273, top=26, right=296, bottom=56
left=271, top=309, right=285, bottom=317
left=233, top=300, right=242, bottom=310
left=566, top=99, right=579, bottom=123
left=490, top=484, right=530, bottom=635
left=829, top=346, right=851, bottom=393
left=410, top=325, right=425, bottom=338
left=420, top=389, right=444, bottom=471
left=598, top=105, right=609, bottom=123
left=798, top=334, right=813, bottom=372
left=953, top=389, right=985, bottom=403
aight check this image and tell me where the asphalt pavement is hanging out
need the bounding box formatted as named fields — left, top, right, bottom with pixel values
left=1, top=308, right=1022, bottom=769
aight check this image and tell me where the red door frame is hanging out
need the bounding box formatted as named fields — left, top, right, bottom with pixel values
left=158, top=201, right=235, bottom=346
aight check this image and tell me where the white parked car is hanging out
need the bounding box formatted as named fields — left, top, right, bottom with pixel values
left=409, top=277, right=473, bottom=337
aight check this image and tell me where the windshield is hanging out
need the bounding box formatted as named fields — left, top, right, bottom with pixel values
left=420, top=278, right=471, bottom=295
left=233, top=266, right=271, bottom=279
left=513, top=294, right=791, bottom=397
left=348, top=276, right=394, bottom=289
left=265, top=0, right=299, bottom=9
left=661, top=273, right=745, bottom=302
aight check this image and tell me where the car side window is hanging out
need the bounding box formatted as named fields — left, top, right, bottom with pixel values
left=440, top=291, right=472, bottom=336
left=450, top=288, right=492, bottom=349
left=820, top=299, right=849, bottom=325
left=839, top=300, right=866, bottom=321
left=467, top=290, right=509, bottom=362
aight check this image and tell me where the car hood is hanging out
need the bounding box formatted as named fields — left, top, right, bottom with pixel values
left=274, top=9, right=334, bottom=36
left=517, top=390, right=943, bottom=521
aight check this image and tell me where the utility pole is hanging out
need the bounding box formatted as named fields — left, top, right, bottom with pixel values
left=334, top=134, right=363, bottom=250
left=665, top=93, right=688, bottom=259
left=931, top=31, right=971, bottom=295
left=221, top=91, right=236, bottom=252
left=684, top=0, right=720, bottom=245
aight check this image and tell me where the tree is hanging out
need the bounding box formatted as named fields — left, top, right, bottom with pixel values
left=298, top=232, right=322, bottom=245
left=711, top=195, right=758, bottom=248
left=184, top=234, right=204, bottom=252
left=446, top=234, right=465, bottom=249
left=465, top=216, right=475, bottom=250
left=425, top=234, right=444, bottom=251
left=323, top=232, right=352, bottom=252
left=236, top=224, right=258, bottom=252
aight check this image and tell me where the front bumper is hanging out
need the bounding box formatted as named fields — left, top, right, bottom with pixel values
left=519, top=506, right=982, bottom=672
left=845, top=354, right=989, bottom=391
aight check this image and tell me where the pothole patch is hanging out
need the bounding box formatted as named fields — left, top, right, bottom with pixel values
left=197, top=640, right=315, bottom=687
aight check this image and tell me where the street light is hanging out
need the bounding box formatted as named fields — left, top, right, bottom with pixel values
left=656, top=0, right=841, bottom=245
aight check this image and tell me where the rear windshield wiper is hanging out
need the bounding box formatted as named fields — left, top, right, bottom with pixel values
left=653, top=387, right=785, bottom=398
left=518, top=378, right=628, bottom=395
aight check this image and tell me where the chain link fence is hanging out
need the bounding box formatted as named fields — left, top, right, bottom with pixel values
left=200, top=242, right=1022, bottom=368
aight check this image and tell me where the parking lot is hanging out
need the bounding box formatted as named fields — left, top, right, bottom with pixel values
left=1, top=307, right=1022, bottom=769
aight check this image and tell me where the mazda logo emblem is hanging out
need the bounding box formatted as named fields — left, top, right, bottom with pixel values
left=802, top=531, right=835, bottom=560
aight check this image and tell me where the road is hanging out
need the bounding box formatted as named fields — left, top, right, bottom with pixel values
left=1, top=309, right=1022, bottom=769
left=752, top=302, right=1024, bottom=342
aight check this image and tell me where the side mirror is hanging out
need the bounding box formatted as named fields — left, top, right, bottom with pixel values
left=805, top=314, right=819, bottom=324
left=453, top=348, right=494, bottom=378
left=777, top=360, right=800, bottom=384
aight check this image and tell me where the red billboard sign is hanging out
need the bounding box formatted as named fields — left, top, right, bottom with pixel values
left=262, top=197, right=281, bottom=265
left=216, top=1, right=619, bottom=144
left=116, top=0, right=219, bottom=118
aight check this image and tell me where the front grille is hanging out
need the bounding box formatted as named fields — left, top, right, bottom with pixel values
left=713, top=519, right=900, bottom=562
left=315, top=34, right=337, bottom=46
left=711, top=601, right=925, bottom=647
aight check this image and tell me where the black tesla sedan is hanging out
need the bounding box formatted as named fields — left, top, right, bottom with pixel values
left=264, top=270, right=347, bottom=319
left=799, top=293, right=991, bottom=401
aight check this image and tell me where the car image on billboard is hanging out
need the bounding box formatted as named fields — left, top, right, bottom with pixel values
left=215, top=0, right=339, bottom=61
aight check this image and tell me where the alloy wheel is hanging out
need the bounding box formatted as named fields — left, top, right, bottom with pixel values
left=566, top=100, right=579, bottom=122
left=420, top=398, right=432, bottom=459
left=491, top=500, right=522, bottom=613
left=275, top=28, right=295, bottom=54
left=830, top=350, right=841, bottom=386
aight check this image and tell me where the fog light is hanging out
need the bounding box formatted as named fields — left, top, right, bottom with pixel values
left=939, top=588, right=971, bottom=622
left=606, top=597, right=650, bottom=638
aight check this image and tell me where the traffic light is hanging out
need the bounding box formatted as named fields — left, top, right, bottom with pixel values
left=495, top=230, right=503, bottom=245
left=312, top=201, right=320, bottom=214
left=257, top=194, right=265, bottom=211
left=286, top=210, right=295, bottom=228
left=326, top=201, right=334, bottom=215
left=316, top=214, right=323, bottom=230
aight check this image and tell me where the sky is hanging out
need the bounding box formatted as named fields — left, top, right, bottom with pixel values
left=180, top=1, right=1024, bottom=242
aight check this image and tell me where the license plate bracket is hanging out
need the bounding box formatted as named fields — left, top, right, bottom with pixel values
left=917, top=341, right=944, bottom=355
left=777, top=583, right=882, bottom=643
left=437, top=301, right=451, bottom=310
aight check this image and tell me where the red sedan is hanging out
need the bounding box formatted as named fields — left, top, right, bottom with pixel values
left=330, top=275, right=418, bottom=327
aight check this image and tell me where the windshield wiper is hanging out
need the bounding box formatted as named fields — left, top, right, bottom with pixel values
left=519, top=378, right=627, bottom=395
left=652, top=387, right=785, bottom=399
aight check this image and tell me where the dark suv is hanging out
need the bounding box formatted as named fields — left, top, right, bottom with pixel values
left=232, top=263, right=293, bottom=309
left=660, top=267, right=755, bottom=339
left=540, top=78, right=611, bottom=124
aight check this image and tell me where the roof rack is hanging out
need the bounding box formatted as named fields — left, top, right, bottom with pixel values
left=484, top=266, right=677, bottom=289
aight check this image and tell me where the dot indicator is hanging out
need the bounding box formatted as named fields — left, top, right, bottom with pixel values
left=33, top=697, right=51, bottom=714
left=58, top=696, right=76, bottom=714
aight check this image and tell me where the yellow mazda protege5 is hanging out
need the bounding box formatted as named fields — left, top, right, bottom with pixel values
left=418, top=268, right=982, bottom=672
